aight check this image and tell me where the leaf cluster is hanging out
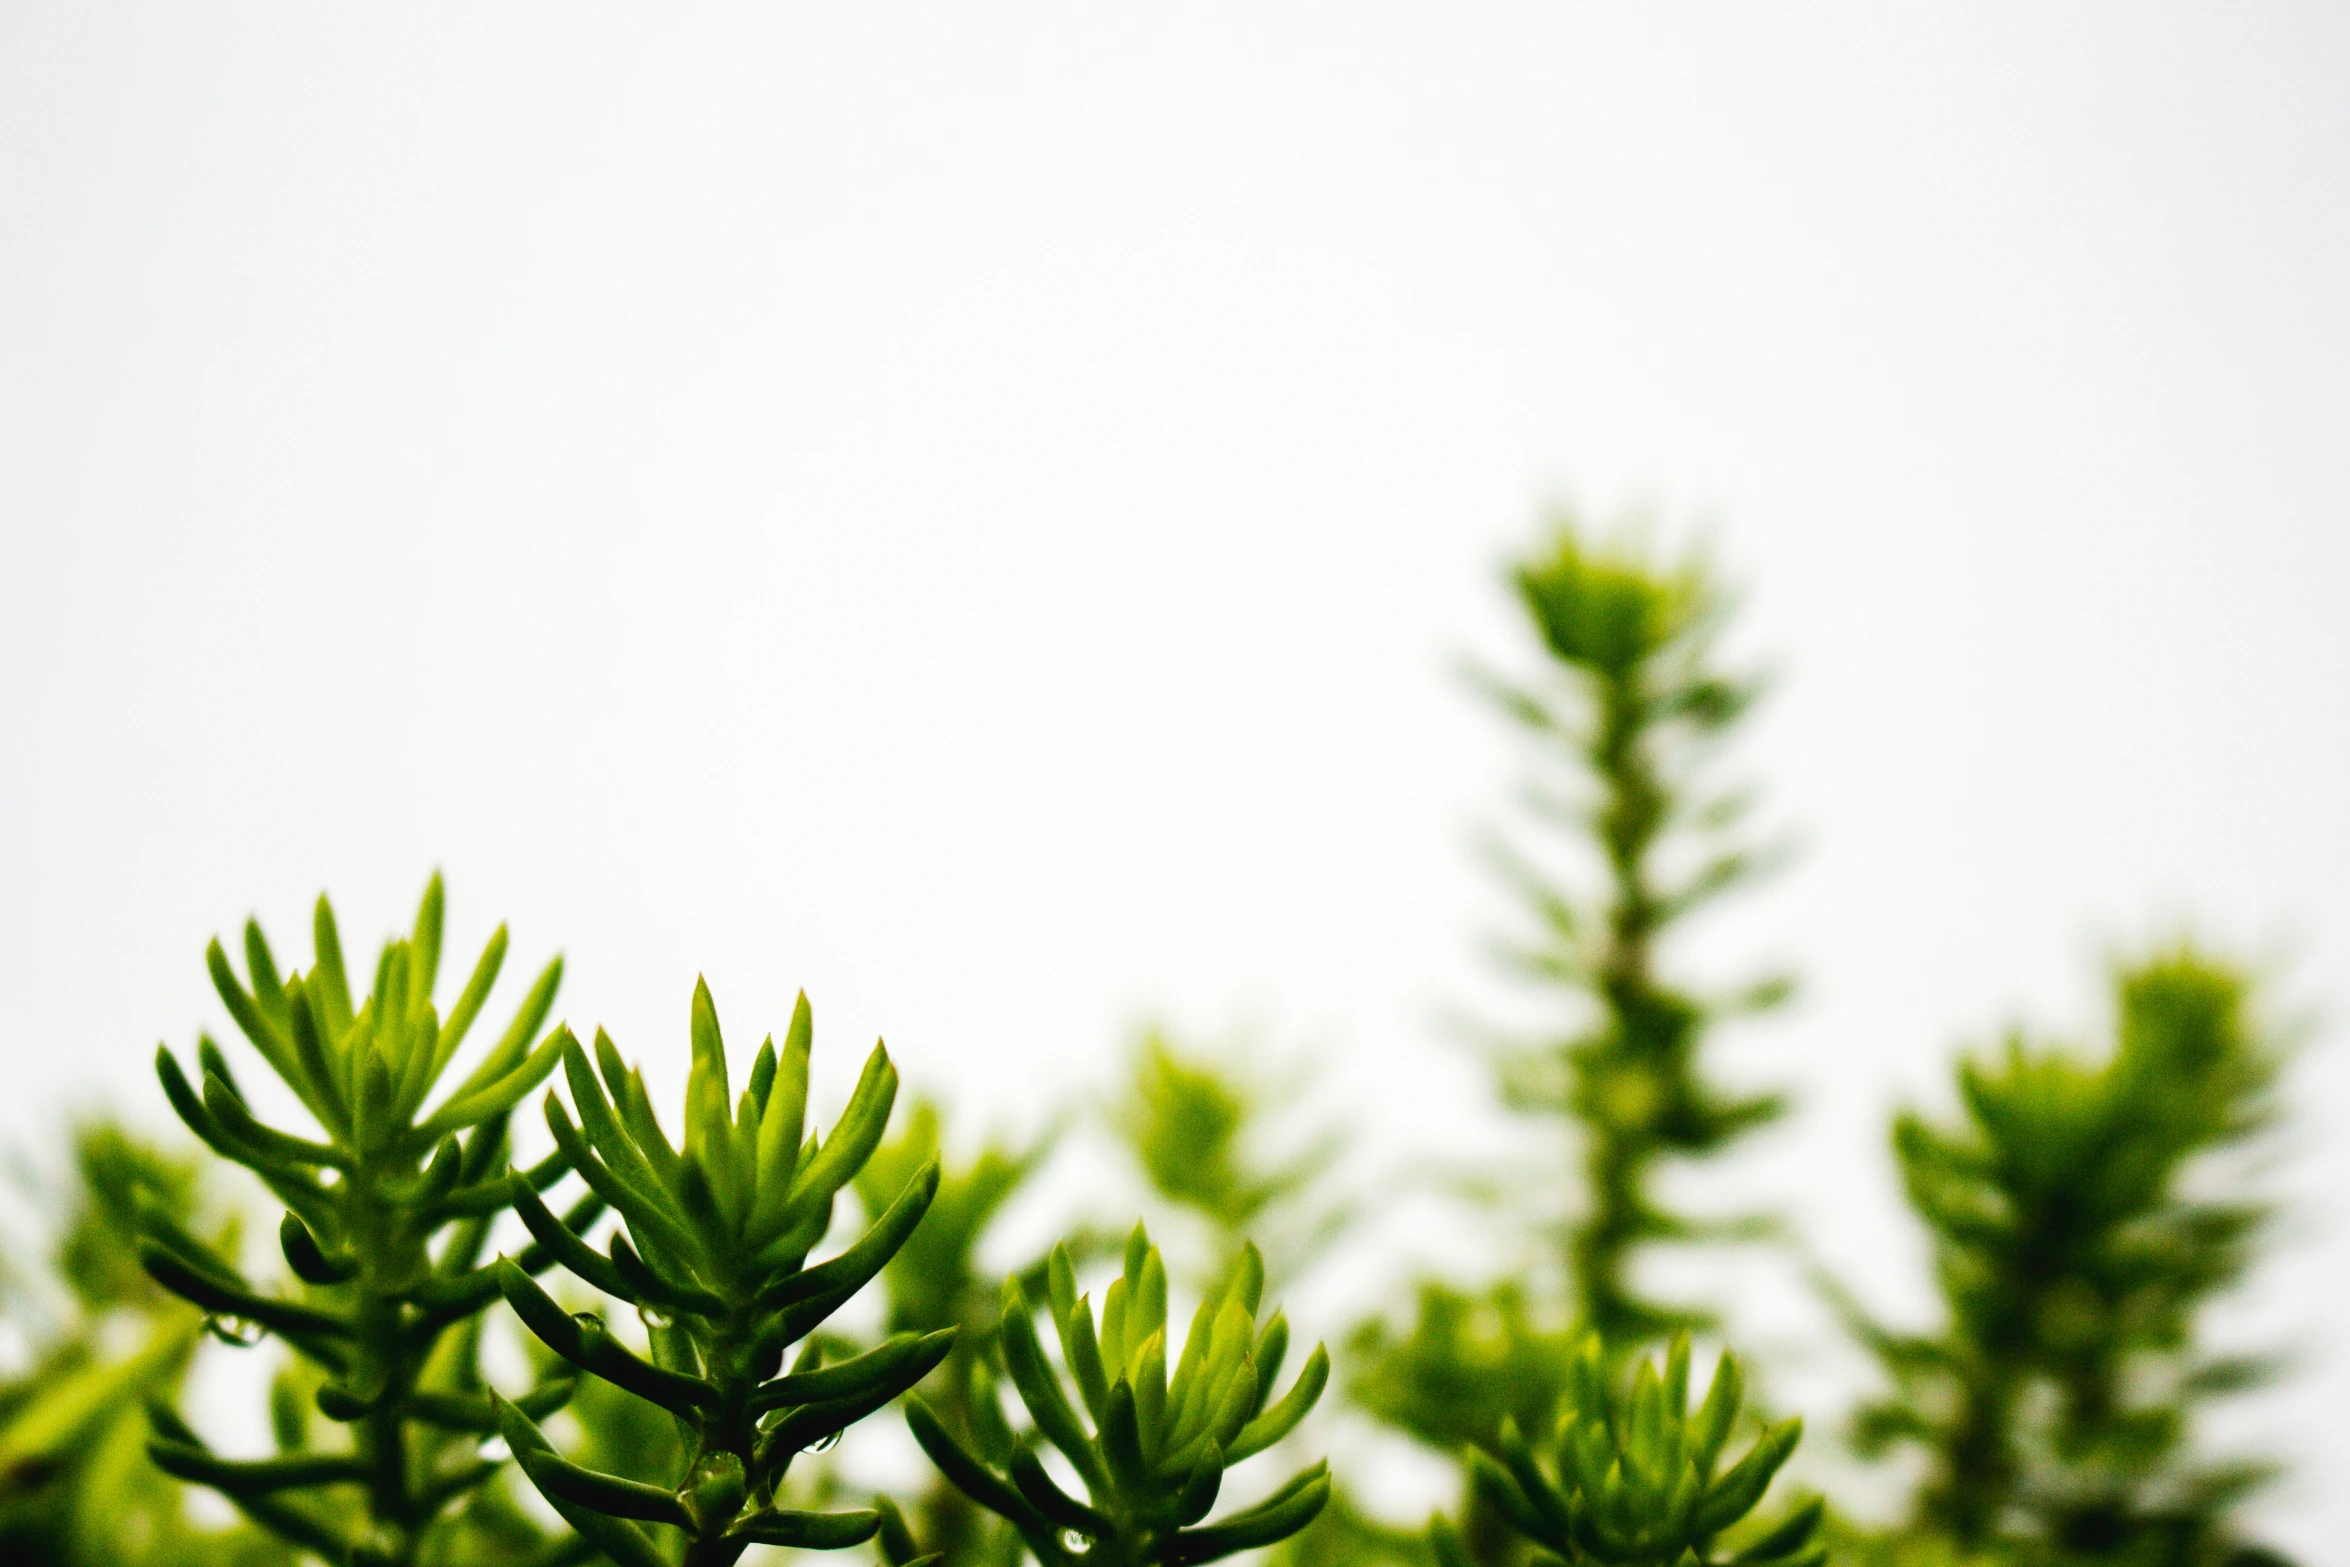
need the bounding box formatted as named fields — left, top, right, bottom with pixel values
left=143, top=876, right=585, bottom=1566
left=1436, top=1335, right=1820, bottom=1567
left=493, top=979, right=953, bottom=1567
left=1347, top=1281, right=1580, bottom=1461
left=911, top=1225, right=1331, bottom=1565
left=1111, top=1031, right=1353, bottom=1300
left=1845, top=947, right=2288, bottom=1564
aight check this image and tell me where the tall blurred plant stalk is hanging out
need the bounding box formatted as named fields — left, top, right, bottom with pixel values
left=1344, top=516, right=1796, bottom=1565
left=1472, top=520, right=1791, bottom=1341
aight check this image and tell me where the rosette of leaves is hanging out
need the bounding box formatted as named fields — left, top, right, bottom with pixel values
left=1432, top=1334, right=1821, bottom=1567
left=490, top=979, right=954, bottom=1567
left=141, top=877, right=589, bottom=1567
left=907, top=1224, right=1332, bottom=1566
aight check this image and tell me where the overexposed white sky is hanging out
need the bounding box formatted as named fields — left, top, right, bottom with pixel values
left=4, top=5, right=2346, bottom=1554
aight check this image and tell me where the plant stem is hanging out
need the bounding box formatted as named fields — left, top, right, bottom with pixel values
left=353, top=1163, right=426, bottom=1563
left=1574, top=671, right=1667, bottom=1348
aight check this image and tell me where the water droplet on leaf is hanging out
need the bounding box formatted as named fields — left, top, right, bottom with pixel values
left=205, top=1314, right=263, bottom=1347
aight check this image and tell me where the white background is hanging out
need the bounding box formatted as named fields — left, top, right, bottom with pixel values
left=4, top=5, right=2345, bottom=1554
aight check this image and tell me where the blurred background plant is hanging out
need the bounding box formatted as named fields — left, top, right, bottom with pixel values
left=854, top=1098, right=1060, bottom=1566
left=1829, top=947, right=2295, bottom=1567
left=1467, top=522, right=1794, bottom=1346
left=1108, top=1028, right=1354, bottom=1306
left=0, top=1121, right=291, bottom=1567
left=1326, top=518, right=1799, bottom=1566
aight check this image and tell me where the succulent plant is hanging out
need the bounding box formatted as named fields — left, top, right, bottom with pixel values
left=491, top=979, right=952, bottom=1567
left=1483, top=523, right=1793, bottom=1347
left=142, top=875, right=585, bottom=1566
left=908, top=1223, right=1330, bottom=1566
left=1843, top=947, right=2291, bottom=1565
left=1433, top=1334, right=1822, bottom=1567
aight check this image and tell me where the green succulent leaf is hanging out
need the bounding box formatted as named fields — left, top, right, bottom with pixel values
left=276, top=1211, right=356, bottom=1286
left=731, top=1506, right=884, bottom=1549
left=494, top=1258, right=716, bottom=1416
left=750, top=1328, right=955, bottom=1413
left=1167, top=1464, right=1331, bottom=1564
left=137, top=1241, right=351, bottom=1354
left=1224, top=1340, right=1327, bottom=1463
left=493, top=1391, right=674, bottom=1567
left=907, top=1394, right=1051, bottom=1539
left=509, top=1176, right=636, bottom=1302
left=146, top=1438, right=369, bottom=1495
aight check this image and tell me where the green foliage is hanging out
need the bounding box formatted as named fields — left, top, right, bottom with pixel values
left=111, top=874, right=1338, bottom=1567
left=1, top=1325, right=210, bottom=1560
left=1118, top=1037, right=1260, bottom=1225
left=1478, top=521, right=1790, bottom=1344
left=144, top=875, right=587, bottom=1567
left=1841, top=946, right=2290, bottom=1566
left=857, top=1098, right=1058, bottom=1567
left=1349, top=1281, right=1580, bottom=1463
left=1344, top=519, right=1794, bottom=1566
left=1330, top=1282, right=1585, bottom=1567
left=907, top=1224, right=1331, bottom=1565
left=0, top=496, right=2291, bottom=1567
left=861, top=1098, right=1055, bottom=1351
left=52, top=1126, right=207, bottom=1311
left=1111, top=1031, right=1351, bottom=1297
left=0, top=1124, right=291, bottom=1567
left=1434, top=1335, right=1819, bottom=1567
left=493, top=977, right=952, bottom=1567
left=1816, top=1521, right=2019, bottom=1567
left=1108, top=1034, right=1360, bottom=1567
left=1274, top=1493, right=1433, bottom=1567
